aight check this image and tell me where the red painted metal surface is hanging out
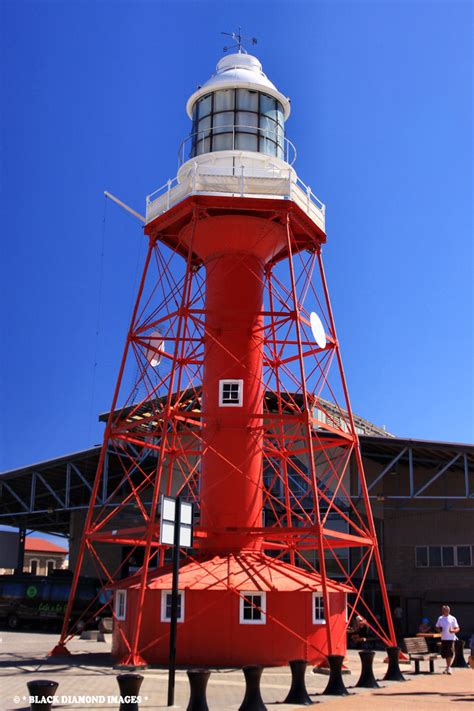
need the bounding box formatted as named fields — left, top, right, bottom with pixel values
left=51, top=194, right=396, bottom=666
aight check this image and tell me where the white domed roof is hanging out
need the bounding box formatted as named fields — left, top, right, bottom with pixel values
left=186, top=53, right=291, bottom=119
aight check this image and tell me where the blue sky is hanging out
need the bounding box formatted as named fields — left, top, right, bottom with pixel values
left=1, top=0, right=473, bottom=479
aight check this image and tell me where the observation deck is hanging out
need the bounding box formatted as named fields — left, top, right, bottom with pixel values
left=146, top=140, right=326, bottom=234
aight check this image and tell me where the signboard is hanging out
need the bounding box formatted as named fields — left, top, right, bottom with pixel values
left=159, top=496, right=193, bottom=548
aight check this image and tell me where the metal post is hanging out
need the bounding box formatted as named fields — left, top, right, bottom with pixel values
left=167, top=496, right=181, bottom=707
left=15, top=527, right=26, bottom=574
left=241, top=165, right=245, bottom=197
left=383, top=646, right=406, bottom=681
left=117, top=673, right=144, bottom=711
left=283, top=659, right=312, bottom=705
left=355, top=650, right=380, bottom=688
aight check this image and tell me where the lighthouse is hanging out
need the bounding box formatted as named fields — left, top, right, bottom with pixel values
left=53, top=43, right=396, bottom=667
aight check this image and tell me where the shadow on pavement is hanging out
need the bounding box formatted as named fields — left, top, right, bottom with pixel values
left=373, top=691, right=472, bottom=698
left=0, top=652, right=112, bottom=672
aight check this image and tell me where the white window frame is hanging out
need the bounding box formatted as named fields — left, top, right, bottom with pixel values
left=312, top=592, right=326, bottom=624
left=415, top=544, right=473, bottom=568
left=115, top=590, right=127, bottom=621
left=30, top=558, right=40, bottom=575
left=219, top=379, right=243, bottom=407
left=161, top=590, right=185, bottom=623
left=239, top=591, right=266, bottom=625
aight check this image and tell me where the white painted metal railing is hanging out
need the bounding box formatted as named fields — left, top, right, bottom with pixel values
left=146, top=162, right=326, bottom=229
left=177, top=125, right=297, bottom=167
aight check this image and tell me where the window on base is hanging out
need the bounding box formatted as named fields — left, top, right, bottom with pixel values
left=115, top=590, right=127, bottom=621
left=239, top=591, right=266, bottom=624
left=312, top=593, right=326, bottom=624
left=29, top=559, right=39, bottom=575
left=161, top=590, right=184, bottom=622
left=219, top=379, right=243, bottom=407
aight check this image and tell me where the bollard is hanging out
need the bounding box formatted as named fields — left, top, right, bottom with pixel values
left=355, top=650, right=380, bottom=688
left=117, top=673, right=143, bottom=711
left=26, top=680, right=59, bottom=711
left=383, top=646, right=406, bottom=682
left=283, top=659, right=313, bottom=705
left=187, top=669, right=211, bottom=711
left=239, top=665, right=267, bottom=711
left=322, top=655, right=349, bottom=696
left=451, top=639, right=469, bottom=668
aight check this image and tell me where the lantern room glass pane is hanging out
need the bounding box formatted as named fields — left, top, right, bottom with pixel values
left=260, top=115, right=278, bottom=140
left=197, top=94, right=212, bottom=118
left=259, top=136, right=277, bottom=157
left=195, top=137, right=211, bottom=155
left=260, top=93, right=276, bottom=116
left=236, top=88, right=258, bottom=111
left=214, top=89, right=235, bottom=111
left=197, top=115, right=211, bottom=137
left=235, top=133, right=258, bottom=151
left=213, top=133, right=233, bottom=151
left=214, top=112, right=234, bottom=134
left=236, top=112, right=258, bottom=132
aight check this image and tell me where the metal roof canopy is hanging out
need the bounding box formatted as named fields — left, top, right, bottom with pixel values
left=1, top=435, right=472, bottom=536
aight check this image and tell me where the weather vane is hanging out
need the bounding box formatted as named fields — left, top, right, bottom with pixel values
left=221, top=27, right=257, bottom=54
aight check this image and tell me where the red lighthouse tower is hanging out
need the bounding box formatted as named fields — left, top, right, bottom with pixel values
left=53, top=46, right=396, bottom=667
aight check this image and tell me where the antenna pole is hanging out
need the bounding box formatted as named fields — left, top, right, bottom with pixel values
left=104, top=191, right=145, bottom=223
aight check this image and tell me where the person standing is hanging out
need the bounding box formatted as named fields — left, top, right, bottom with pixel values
left=393, top=604, right=404, bottom=641
left=436, top=605, right=460, bottom=674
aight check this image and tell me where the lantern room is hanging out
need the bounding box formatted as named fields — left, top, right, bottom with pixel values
left=185, top=53, right=290, bottom=161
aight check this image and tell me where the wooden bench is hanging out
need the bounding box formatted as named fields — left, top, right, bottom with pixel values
left=403, top=637, right=439, bottom=673
left=98, top=616, right=113, bottom=633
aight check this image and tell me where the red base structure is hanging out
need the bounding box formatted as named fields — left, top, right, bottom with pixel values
left=111, top=551, right=348, bottom=666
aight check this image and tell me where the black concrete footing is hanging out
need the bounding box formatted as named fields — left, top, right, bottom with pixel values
left=239, top=665, right=267, bottom=711
left=186, top=669, right=211, bottom=711
left=283, top=659, right=313, bottom=705
left=452, top=639, right=469, bottom=668
left=355, top=650, right=380, bottom=688
left=26, top=680, right=59, bottom=711
left=383, top=646, right=406, bottom=681
left=322, top=655, right=349, bottom=696
left=117, top=673, right=144, bottom=711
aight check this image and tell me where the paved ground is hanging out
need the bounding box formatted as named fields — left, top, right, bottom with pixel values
left=0, top=631, right=472, bottom=710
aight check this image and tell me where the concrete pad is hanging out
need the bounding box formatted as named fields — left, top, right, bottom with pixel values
left=0, top=631, right=472, bottom=710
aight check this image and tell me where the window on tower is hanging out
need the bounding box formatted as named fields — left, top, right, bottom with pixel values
left=219, top=379, right=243, bottom=407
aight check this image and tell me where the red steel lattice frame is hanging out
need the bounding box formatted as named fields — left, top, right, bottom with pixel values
left=52, top=196, right=396, bottom=663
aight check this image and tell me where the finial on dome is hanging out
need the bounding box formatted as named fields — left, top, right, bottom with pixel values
left=221, top=26, right=257, bottom=54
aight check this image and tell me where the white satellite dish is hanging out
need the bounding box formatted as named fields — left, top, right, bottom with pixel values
left=310, top=312, right=327, bottom=349
left=145, top=331, right=165, bottom=367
